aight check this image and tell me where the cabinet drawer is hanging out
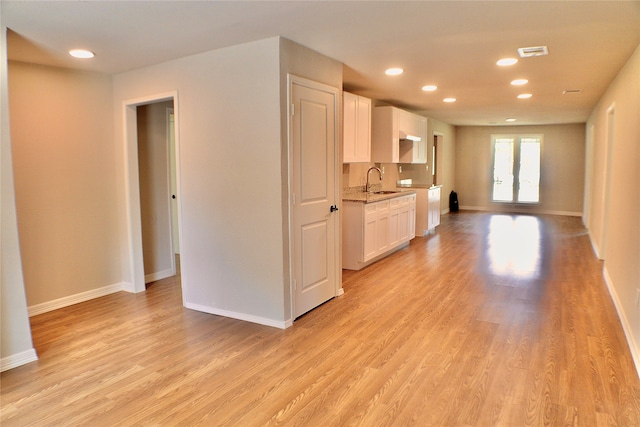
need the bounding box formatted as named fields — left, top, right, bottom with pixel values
left=398, top=194, right=416, bottom=205
left=364, top=204, right=377, bottom=215
left=375, top=200, right=390, bottom=211
left=389, top=198, right=401, bottom=209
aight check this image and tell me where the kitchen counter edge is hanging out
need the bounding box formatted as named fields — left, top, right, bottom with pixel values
left=342, top=189, right=417, bottom=204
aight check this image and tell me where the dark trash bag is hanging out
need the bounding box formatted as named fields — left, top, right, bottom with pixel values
left=449, top=191, right=459, bottom=212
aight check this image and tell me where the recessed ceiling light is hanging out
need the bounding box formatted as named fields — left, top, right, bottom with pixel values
left=443, top=98, right=456, bottom=103
left=422, top=85, right=437, bottom=92
left=506, top=118, right=516, bottom=122
left=69, top=49, right=95, bottom=59
left=511, top=79, right=528, bottom=86
left=517, top=46, right=548, bottom=58
left=518, top=93, right=533, bottom=99
left=497, top=58, right=518, bottom=66
left=385, top=68, right=404, bottom=76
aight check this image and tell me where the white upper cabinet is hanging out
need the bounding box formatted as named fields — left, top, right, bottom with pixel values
left=372, top=106, right=399, bottom=163
left=343, top=92, right=372, bottom=163
left=373, top=106, right=427, bottom=164
left=399, top=112, right=427, bottom=164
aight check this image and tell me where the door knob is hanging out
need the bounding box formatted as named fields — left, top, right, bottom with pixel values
left=330, top=205, right=339, bottom=213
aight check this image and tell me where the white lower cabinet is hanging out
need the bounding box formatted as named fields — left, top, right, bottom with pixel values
left=415, top=186, right=441, bottom=235
left=343, top=193, right=416, bottom=270
left=427, top=186, right=441, bottom=231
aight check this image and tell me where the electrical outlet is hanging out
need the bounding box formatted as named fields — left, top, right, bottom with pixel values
left=382, top=166, right=385, bottom=174
left=399, top=165, right=403, bottom=173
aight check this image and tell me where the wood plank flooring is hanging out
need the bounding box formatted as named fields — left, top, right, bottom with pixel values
left=2, top=211, right=639, bottom=426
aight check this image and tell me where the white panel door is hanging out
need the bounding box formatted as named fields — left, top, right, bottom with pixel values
left=291, top=79, right=338, bottom=318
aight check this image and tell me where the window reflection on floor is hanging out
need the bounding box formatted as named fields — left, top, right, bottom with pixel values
left=487, top=215, right=541, bottom=279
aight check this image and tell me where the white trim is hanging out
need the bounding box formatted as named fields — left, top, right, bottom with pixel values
left=588, top=231, right=602, bottom=259
left=185, top=302, right=291, bottom=329
left=459, top=205, right=582, bottom=217
left=583, top=124, right=594, bottom=228
left=28, top=283, right=126, bottom=317
left=145, top=269, right=175, bottom=284
left=602, top=266, right=640, bottom=378
left=121, top=281, right=136, bottom=293
left=600, top=104, right=616, bottom=260
left=1, top=348, right=38, bottom=372
left=122, top=91, right=181, bottom=295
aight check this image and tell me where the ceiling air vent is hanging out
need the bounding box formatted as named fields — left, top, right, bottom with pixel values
left=563, top=89, right=582, bottom=95
left=517, top=46, right=548, bottom=58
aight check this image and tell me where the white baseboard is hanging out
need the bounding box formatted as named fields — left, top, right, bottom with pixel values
left=602, top=266, right=640, bottom=378
left=28, top=282, right=126, bottom=317
left=145, top=268, right=175, bottom=284
left=589, top=232, right=603, bottom=260
left=121, top=281, right=136, bottom=293
left=459, top=205, right=582, bottom=217
left=184, top=302, right=291, bottom=329
left=1, top=348, right=38, bottom=372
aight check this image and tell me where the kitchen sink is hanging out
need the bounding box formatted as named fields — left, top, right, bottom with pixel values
left=373, top=190, right=401, bottom=194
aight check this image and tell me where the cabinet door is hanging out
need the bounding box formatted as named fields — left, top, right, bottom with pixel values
left=432, top=188, right=441, bottom=228
left=343, top=92, right=358, bottom=163
left=372, top=106, right=399, bottom=163
left=389, top=208, right=400, bottom=247
left=355, top=96, right=372, bottom=161
left=376, top=201, right=390, bottom=253
left=409, top=202, right=416, bottom=239
left=398, top=206, right=409, bottom=243
left=363, top=204, right=377, bottom=261
left=413, top=117, right=427, bottom=164
left=427, top=188, right=441, bottom=230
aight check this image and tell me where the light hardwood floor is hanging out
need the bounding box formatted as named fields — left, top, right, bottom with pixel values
left=2, top=212, right=639, bottom=426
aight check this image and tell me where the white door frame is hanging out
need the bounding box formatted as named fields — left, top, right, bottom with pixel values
left=167, top=107, right=180, bottom=257
left=286, top=74, right=342, bottom=321
left=599, top=103, right=615, bottom=260
left=583, top=124, right=594, bottom=229
left=122, top=91, right=182, bottom=296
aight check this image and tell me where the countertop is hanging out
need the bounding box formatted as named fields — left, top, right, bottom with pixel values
left=342, top=188, right=416, bottom=203
left=396, top=184, right=443, bottom=189
left=396, top=181, right=443, bottom=190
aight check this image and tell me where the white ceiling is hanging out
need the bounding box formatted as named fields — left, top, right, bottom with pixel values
left=3, top=1, right=640, bottom=126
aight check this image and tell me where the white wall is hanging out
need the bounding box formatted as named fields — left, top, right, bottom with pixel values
left=586, top=43, right=640, bottom=371
left=113, top=37, right=288, bottom=325
left=1, top=26, right=37, bottom=371
left=455, top=123, right=585, bottom=216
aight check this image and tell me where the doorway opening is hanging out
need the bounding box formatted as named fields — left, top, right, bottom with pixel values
left=123, top=92, right=182, bottom=298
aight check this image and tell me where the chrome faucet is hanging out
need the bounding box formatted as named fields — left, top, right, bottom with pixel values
left=366, top=166, right=382, bottom=193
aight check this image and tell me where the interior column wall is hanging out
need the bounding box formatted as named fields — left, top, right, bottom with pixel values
left=0, top=27, right=36, bottom=371
left=586, top=43, right=640, bottom=370
left=7, top=61, right=120, bottom=308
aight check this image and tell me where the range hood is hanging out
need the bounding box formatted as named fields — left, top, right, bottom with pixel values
left=399, top=130, right=421, bottom=142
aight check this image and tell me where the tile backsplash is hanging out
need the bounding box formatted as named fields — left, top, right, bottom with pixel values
left=342, top=162, right=432, bottom=191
